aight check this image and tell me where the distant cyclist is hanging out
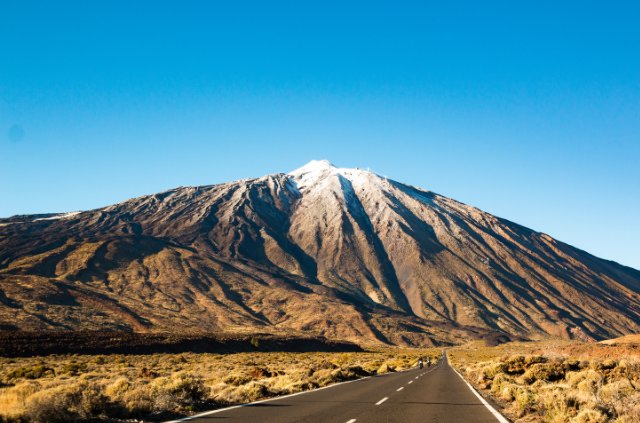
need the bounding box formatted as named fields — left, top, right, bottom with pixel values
left=418, top=356, right=424, bottom=369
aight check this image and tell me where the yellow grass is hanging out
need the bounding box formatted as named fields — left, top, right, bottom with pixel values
left=0, top=347, right=442, bottom=422
left=448, top=341, right=640, bottom=423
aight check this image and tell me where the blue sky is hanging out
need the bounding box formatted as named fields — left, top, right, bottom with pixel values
left=1, top=1, right=639, bottom=269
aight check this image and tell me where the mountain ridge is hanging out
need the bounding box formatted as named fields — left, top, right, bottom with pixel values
left=1, top=160, right=639, bottom=346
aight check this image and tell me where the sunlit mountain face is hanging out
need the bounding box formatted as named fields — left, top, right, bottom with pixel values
left=1, top=160, right=639, bottom=346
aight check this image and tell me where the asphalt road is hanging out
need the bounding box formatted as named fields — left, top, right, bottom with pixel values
left=171, top=352, right=507, bottom=423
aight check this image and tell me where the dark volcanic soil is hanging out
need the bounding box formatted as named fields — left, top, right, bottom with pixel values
left=0, top=331, right=363, bottom=358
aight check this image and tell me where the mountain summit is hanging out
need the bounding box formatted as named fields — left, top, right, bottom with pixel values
left=1, top=161, right=639, bottom=346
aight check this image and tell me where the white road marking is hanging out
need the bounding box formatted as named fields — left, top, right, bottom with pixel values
left=376, top=397, right=389, bottom=405
left=408, top=381, right=413, bottom=384
left=397, top=387, right=404, bottom=391
left=452, top=368, right=510, bottom=423
left=346, top=420, right=356, bottom=423
left=415, top=376, right=419, bottom=379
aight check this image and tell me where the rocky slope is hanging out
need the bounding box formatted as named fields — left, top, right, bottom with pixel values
left=1, top=160, right=639, bottom=345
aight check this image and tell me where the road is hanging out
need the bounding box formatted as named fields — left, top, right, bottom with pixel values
left=170, top=352, right=508, bottom=423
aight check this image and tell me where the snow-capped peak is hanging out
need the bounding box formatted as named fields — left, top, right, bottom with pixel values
left=288, top=159, right=335, bottom=176
left=287, top=160, right=382, bottom=194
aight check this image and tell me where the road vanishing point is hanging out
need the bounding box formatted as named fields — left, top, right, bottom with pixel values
left=167, top=352, right=509, bottom=423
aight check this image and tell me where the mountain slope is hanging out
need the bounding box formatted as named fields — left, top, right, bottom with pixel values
left=1, top=160, right=639, bottom=345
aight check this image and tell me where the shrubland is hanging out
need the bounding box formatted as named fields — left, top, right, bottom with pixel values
left=0, top=348, right=441, bottom=422
left=449, top=341, right=640, bottom=423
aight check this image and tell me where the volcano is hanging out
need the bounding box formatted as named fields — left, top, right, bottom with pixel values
left=1, top=160, right=639, bottom=346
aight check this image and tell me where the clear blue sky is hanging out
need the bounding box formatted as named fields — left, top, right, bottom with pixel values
left=1, top=1, right=638, bottom=269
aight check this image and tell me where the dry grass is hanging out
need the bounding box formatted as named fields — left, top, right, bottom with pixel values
left=449, top=341, right=640, bottom=423
left=0, top=347, right=442, bottom=422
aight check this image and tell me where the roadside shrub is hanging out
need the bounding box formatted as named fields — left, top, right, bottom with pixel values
left=123, top=386, right=154, bottom=416
left=105, top=377, right=131, bottom=400
left=492, top=373, right=514, bottom=393
left=167, top=373, right=208, bottom=401
left=524, top=355, right=547, bottom=366
left=571, top=408, right=607, bottom=423
left=153, top=391, right=181, bottom=412
left=77, top=383, right=109, bottom=418
left=576, top=371, right=603, bottom=393
left=522, top=363, right=560, bottom=384
left=346, top=365, right=370, bottom=377
left=505, top=355, right=525, bottom=366
left=515, top=388, right=537, bottom=411
left=335, top=354, right=352, bottom=365
left=499, top=383, right=519, bottom=402
left=223, top=375, right=252, bottom=386
left=377, top=363, right=395, bottom=374
left=238, top=381, right=268, bottom=400
left=563, top=359, right=581, bottom=371
left=483, top=362, right=508, bottom=378
left=25, top=390, right=70, bottom=423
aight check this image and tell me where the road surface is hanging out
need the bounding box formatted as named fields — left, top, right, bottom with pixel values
left=170, top=352, right=507, bottom=423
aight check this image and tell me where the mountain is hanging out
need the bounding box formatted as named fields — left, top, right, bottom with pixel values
left=1, top=160, right=639, bottom=346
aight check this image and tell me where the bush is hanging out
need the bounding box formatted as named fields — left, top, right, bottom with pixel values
left=522, top=363, right=561, bottom=384
left=562, top=359, right=581, bottom=371
left=153, top=391, right=181, bottom=412
left=223, top=375, right=252, bottom=386
left=105, top=377, right=131, bottom=399
left=524, top=355, right=547, bottom=366
left=167, top=373, right=208, bottom=401
left=250, top=337, right=259, bottom=349
left=492, top=373, right=514, bottom=393
left=5, top=365, right=54, bottom=380
left=499, top=383, right=518, bottom=402
left=505, top=355, right=525, bottom=366
left=25, top=391, right=70, bottom=423
left=377, top=363, right=395, bottom=374
left=515, top=388, right=537, bottom=411
left=90, top=356, right=105, bottom=365
left=571, top=408, right=607, bottom=423
left=77, top=383, right=110, bottom=418
left=483, top=362, right=508, bottom=378
left=238, top=381, right=268, bottom=400
left=61, top=361, right=87, bottom=375
left=124, top=386, right=154, bottom=416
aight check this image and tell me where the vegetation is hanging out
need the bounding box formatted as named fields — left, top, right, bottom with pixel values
left=0, top=348, right=441, bottom=422
left=449, top=341, right=640, bottom=423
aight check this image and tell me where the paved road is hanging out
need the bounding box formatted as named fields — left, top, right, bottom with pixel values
left=173, top=352, right=506, bottom=423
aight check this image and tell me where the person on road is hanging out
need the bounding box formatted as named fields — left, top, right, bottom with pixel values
left=418, top=356, right=424, bottom=369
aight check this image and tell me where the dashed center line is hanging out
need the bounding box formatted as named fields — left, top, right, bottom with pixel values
left=346, top=420, right=356, bottom=423
left=408, top=381, right=413, bottom=384
left=397, top=387, right=404, bottom=391
left=415, top=377, right=419, bottom=379
left=376, top=397, right=388, bottom=405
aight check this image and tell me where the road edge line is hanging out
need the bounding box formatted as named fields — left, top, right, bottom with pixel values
left=163, top=367, right=419, bottom=422
left=452, top=368, right=510, bottom=423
